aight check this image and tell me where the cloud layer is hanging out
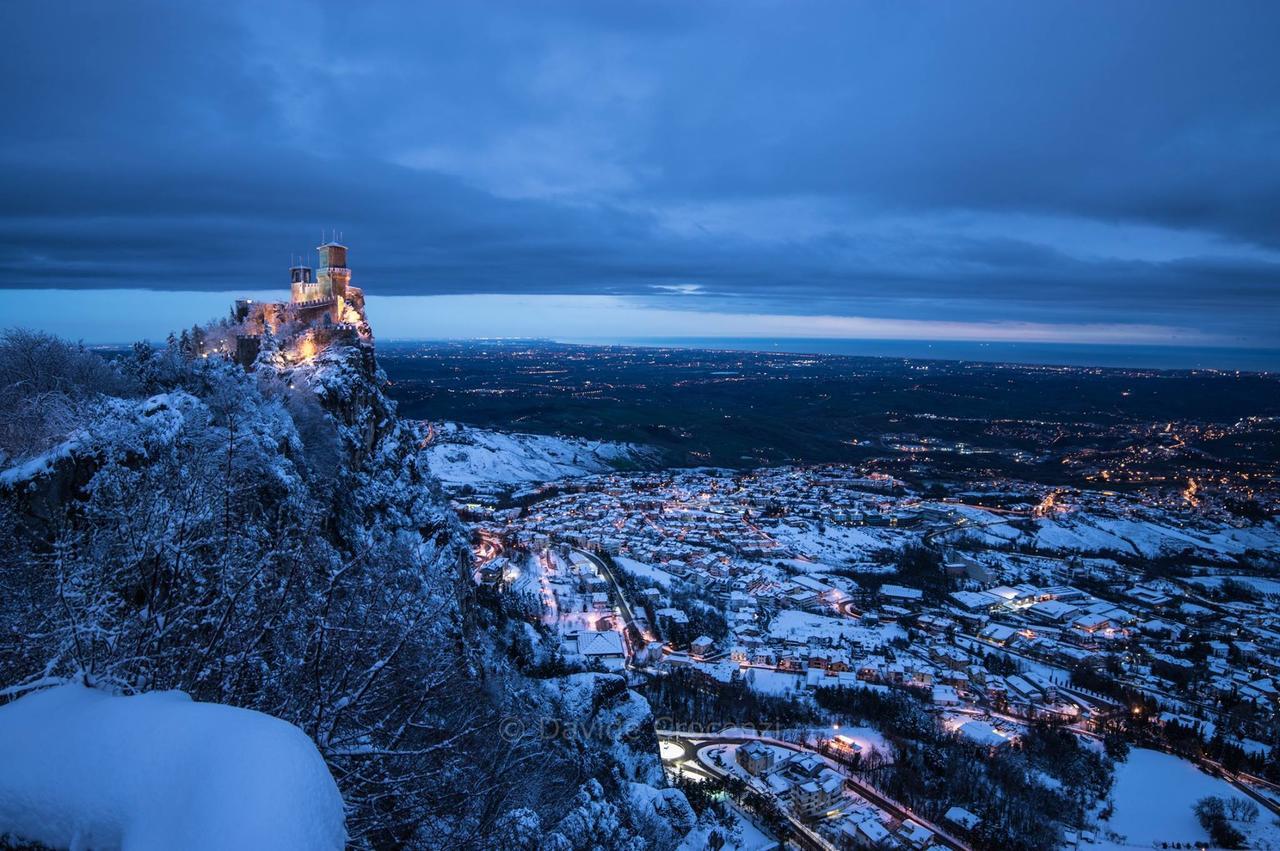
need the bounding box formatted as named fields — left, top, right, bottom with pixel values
left=3, top=1, right=1278, bottom=343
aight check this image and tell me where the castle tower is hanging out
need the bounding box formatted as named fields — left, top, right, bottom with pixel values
left=316, top=241, right=350, bottom=301
left=289, top=262, right=315, bottom=303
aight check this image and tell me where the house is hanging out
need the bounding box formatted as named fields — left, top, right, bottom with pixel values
left=1005, top=674, right=1043, bottom=704
left=978, top=623, right=1021, bottom=646
left=1026, top=599, right=1078, bottom=623
left=655, top=607, right=690, bottom=628
left=916, top=614, right=956, bottom=634
left=791, top=574, right=850, bottom=605
left=835, top=815, right=892, bottom=850
left=736, top=740, right=776, bottom=776
left=1126, top=584, right=1174, bottom=608
left=943, top=553, right=981, bottom=577
left=957, top=719, right=1016, bottom=750
left=950, top=590, right=1000, bottom=612
left=766, top=753, right=846, bottom=819
left=879, top=584, right=924, bottom=603
left=944, top=805, right=981, bottom=835
left=931, top=645, right=969, bottom=670
left=1073, top=612, right=1111, bottom=634
left=636, top=640, right=665, bottom=666
left=575, top=630, right=626, bottom=671
left=897, top=820, right=934, bottom=849
left=827, top=734, right=863, bottom=759
left=690, top=635, right=716, bottom=658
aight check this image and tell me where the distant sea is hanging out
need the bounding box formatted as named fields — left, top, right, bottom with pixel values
left=561, top=337, right=1280, bottom=372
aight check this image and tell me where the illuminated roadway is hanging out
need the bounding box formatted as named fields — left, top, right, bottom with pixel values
left=569, top=546, right=658, bottom=663
left=657, top=729, right=973, bottom=851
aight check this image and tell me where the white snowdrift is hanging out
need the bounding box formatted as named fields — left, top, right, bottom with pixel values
left=0, top=684, right=345, bottom=851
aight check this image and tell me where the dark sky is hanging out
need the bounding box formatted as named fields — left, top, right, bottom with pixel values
left=4, top=1, right=1279, bottom=345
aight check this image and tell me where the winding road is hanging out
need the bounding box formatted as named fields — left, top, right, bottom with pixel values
left=658, top=728, right=974, bottom=851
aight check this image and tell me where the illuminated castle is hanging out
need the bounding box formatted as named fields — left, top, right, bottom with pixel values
left=233, top=238, right=371, bottom=366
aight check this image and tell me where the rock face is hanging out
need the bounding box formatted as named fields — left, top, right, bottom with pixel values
left=0, top=322, right=691, bottom=850
left=553, top=674, right=663, bottom=781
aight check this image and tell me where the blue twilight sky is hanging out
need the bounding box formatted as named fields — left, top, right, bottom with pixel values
left=3, top=1, right=1279, bottom=347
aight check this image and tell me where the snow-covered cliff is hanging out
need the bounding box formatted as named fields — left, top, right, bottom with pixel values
left=0, top=323, right=690, bottom=850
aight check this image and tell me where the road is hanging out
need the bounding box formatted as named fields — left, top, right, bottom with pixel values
left=416, top=420, right=437, bottom=448
left=472, top=529, right=504, bottom=569
left=569, top=546, right=661, bottom=664
left=658, top=729, right=974, bottom=851
left=574, top=548, right=641, bottom=629
left=923, top=511, right=1019, bottom=545
left=660, top=731, right=835, bottom=851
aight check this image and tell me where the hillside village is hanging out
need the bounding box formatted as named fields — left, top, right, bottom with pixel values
left=438, top=444, right=1280, bottom=850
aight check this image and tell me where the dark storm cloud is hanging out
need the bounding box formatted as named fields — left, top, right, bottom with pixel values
left=2, top=0, right=1278, bottom=342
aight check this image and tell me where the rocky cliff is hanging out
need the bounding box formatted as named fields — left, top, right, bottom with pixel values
left=0, top=322, right=693, bottom=850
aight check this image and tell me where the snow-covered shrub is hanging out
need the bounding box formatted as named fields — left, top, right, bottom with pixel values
left=0, top=328, right=136, bottom=462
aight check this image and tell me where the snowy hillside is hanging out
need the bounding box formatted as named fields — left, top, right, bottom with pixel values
left=421, top=421, right=658, bottom=487
left=0, top=328, right=696, bottom=850
left=1102, top=748, right=1280, bottom=849
left=953, top=502, right=1280, bottom=561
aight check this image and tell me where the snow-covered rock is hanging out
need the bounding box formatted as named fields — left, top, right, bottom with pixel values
left=0, top=684, right=345, bottom=851
left=552, top=672, right=666, bottom=786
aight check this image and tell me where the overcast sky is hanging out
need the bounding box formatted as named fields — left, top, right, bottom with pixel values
left=4, top=1, right=1279, bottom=346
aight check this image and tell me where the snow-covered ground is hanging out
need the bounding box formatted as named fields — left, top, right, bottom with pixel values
left=766, top=610, right=905, bottom=649
left=760, top=519, right=897, bottom=562
left=1187, top=574, right=1280, bottom=598
left=614, top=555, right=679, bottom=588
left=677, top=800, right=778, bottom=851
left=960, top=507, right=1280, bottom=562
left=740, top=666, right=808, bottom=696
left=0, top=684, right=345, bottom=851
left=421, top=421, right=657, bottom=487
left=1098, top=748, right=1280, bottom=849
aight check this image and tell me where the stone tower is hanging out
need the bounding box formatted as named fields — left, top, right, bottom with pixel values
left=316, top=241, right=350, bottom=301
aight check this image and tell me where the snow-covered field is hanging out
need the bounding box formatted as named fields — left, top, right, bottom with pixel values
left=767, top=609, right=904, bottom=649
left=0, top=684, right=345, bottom=851
left=1099, top=748, right=1280, bottom=849
left=740, top=667, right=807, bottom=696
left=1187, top=574, right=1280, bottom=598
left=614, top=555, right=679, bottom=588
left=962, top=509, right=1280, bottom=562
left=421, top=422, right=657, bottom=487
left=761, top=520, right=897, bottom=562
